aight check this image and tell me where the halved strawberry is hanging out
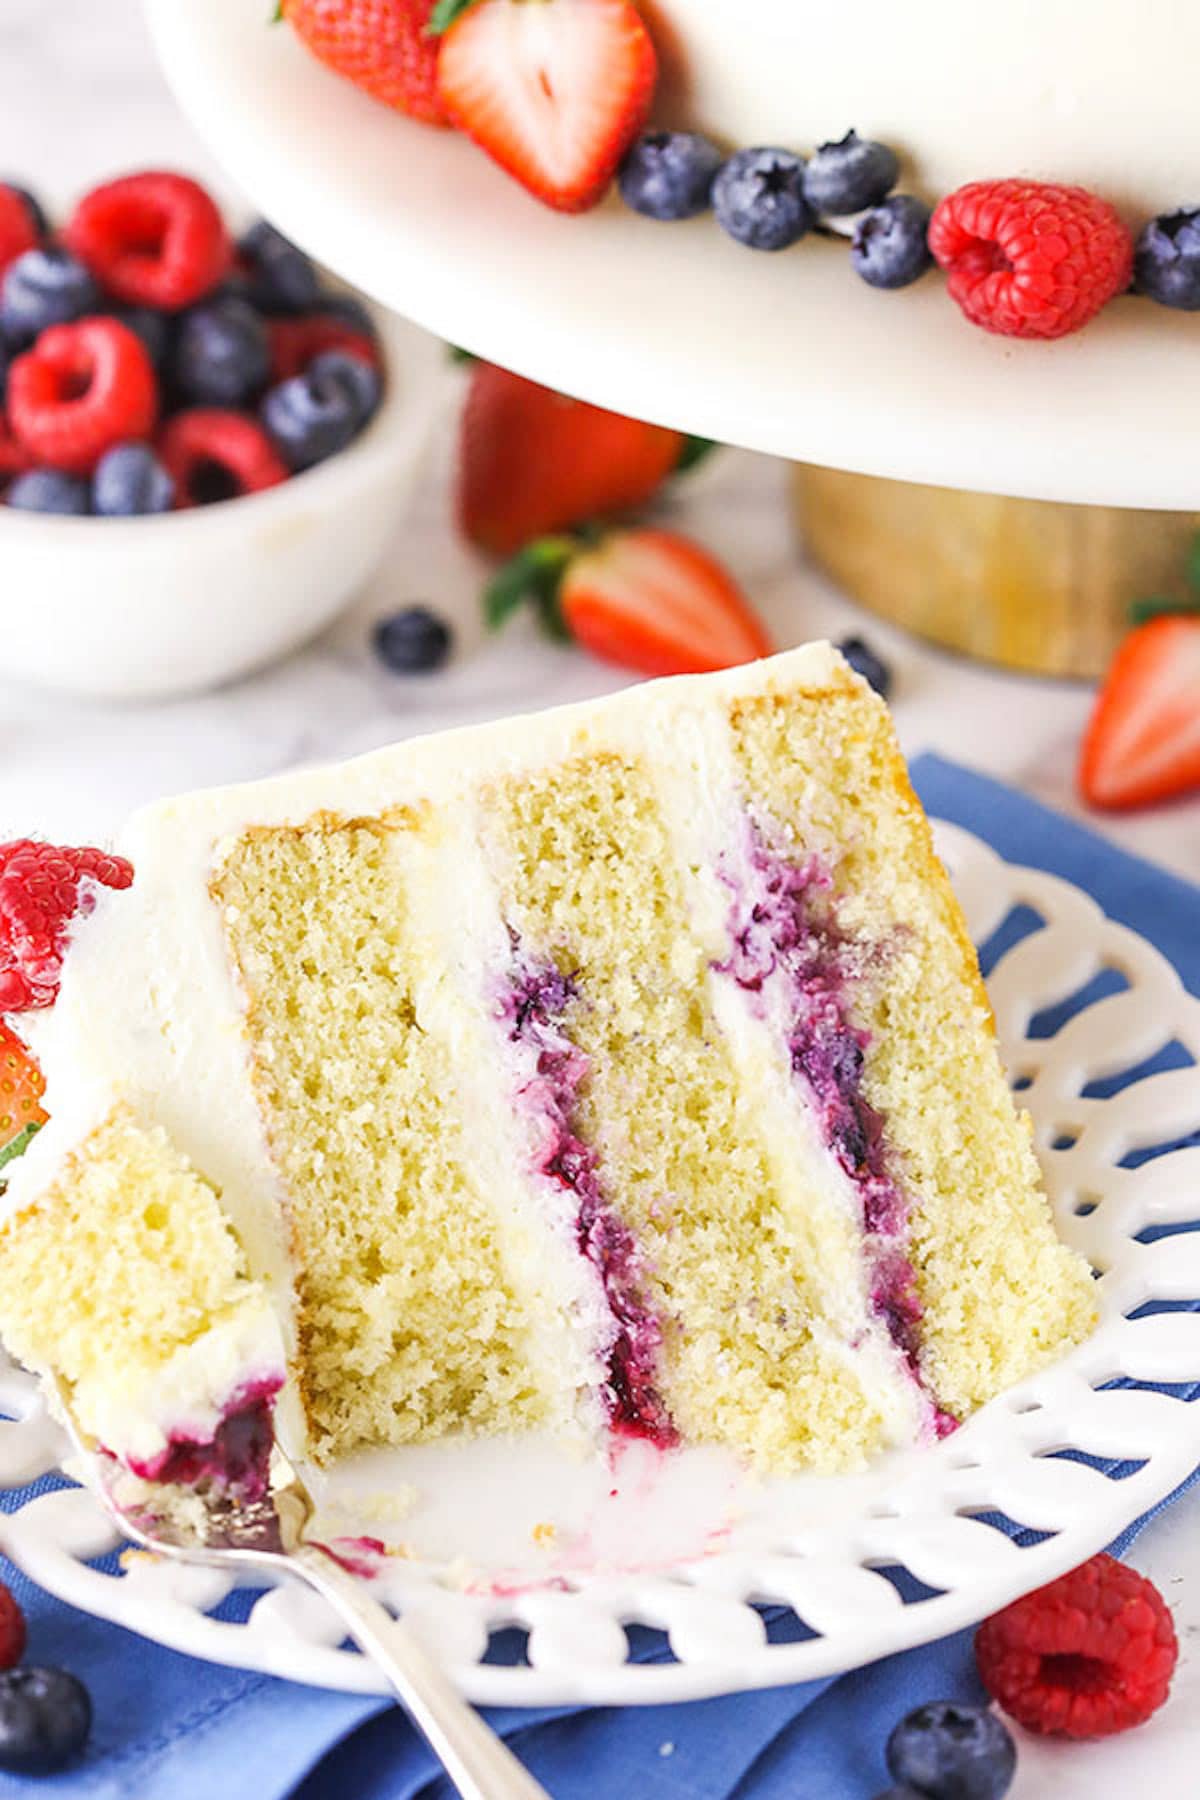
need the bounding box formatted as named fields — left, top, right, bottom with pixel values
left=487, top=526, right=773, bottom=677
left=434, top=0, right=657, bottom=213
left=0, top=1023, right=46, bottom=1180
left=459, top=362, right=684, bottom=555
left=281, top=0, right=451, bottom=127
left=1079, top=615, right=1200, bottom=811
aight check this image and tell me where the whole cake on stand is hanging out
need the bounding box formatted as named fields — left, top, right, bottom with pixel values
left=145, top=0, right=1200, bottom=677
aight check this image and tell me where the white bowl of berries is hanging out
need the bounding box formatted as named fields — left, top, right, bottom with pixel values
left=0, top=172, right=442, bottom=701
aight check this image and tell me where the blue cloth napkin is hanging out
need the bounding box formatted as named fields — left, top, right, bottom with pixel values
left=3, top=753, right=1198, bottom=1800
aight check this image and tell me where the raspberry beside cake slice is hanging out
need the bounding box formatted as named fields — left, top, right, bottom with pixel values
left=0, top=645, right=1097, bottom=1496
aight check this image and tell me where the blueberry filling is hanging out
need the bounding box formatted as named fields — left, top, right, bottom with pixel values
left=125, top=1373, right=283, bottom=1504
left=716, top=821, right=953, bottom=1430
left=502, top=958, right=677, bottom=1447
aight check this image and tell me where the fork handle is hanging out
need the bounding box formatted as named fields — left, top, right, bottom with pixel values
left=293, top=1544, right=552, bottom=1800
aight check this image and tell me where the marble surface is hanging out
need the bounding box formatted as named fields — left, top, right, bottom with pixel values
left=2, top=3, right=1200, bottom=1793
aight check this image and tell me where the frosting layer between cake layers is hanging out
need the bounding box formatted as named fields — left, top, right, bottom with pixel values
left=643, top=0, right=1197, bottom=214
left=0, top=645, right=1097, bottom=1489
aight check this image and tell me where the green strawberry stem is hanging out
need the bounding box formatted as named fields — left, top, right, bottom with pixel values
left=676, top=436, right=718, bottom=476
left=486, top=536, right=577, bottom=640
left=426, top=0, right=480, bottom=36
left=1128, top=594, right=1200, bottom=627
left=1188, top=532, right=1200, bottom=594
left=0, top=1121, right=41, bottom=1190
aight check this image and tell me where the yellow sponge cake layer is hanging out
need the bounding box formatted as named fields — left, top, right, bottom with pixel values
left=213, top=813, right=584, bottom=1463
left=482, top=751, right=916, bottom=1472
left=0, top=1107, right=284, bottom=1490
left=728, top=681, right=1099, bottom=1416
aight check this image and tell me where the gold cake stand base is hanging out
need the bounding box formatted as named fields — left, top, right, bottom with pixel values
left=791, top=467, right=1199, bottom=679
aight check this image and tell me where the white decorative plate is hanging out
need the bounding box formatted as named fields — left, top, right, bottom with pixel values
left=2, top=822, right=1199, bottom=1705
left=142, top=0, right=1200, bottom=511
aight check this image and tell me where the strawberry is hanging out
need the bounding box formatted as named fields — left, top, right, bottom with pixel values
left=0, top=1023, right=47, bottom=1180
left=281, top=0, right=450, bottom=127
left=1079, top=615, right=1200, bottom=811
left=433, top=0, right=657, bottom=213
left=487, top=527, right=772, bottom=677
left=459, top=362, right=684, bottom=555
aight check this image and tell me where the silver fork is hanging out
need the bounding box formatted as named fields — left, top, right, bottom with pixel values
left=50, top=1381, right=550, bottom=1800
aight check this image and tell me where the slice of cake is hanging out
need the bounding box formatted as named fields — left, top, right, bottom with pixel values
left=0, top=645, right=1097, bottom=1494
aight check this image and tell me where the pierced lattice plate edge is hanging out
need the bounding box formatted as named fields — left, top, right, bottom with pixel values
left=2, top=821, right=1200, bottom=1706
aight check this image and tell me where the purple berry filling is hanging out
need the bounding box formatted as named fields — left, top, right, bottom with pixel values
left=716, top=821, right=953, bottom=1429
left=501, top=958, right=677, bottom=1448
left=124, top=1373, right=284, bottom=1504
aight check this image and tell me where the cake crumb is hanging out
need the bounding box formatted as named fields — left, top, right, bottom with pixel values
left=532, top=1521, right=557, bottom=1549
left=659, top=1742, right=675, bottom=1758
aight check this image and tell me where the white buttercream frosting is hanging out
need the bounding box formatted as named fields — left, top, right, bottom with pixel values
left=643, top=0, right=1195, bottom=215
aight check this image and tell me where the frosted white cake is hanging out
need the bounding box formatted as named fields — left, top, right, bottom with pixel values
left=644, top=0, right=1195, bottom=213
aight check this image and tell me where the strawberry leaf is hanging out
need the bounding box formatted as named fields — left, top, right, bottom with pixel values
left=0, top=1121, right=41, bottom=1186
left=446, top=344, right=478, bottom=365
left=1187, top=533, right=1200, bottom=594
left=676, top=436, right=718, bottom=476
left=485, top=537, right=576, bottom=636
left=270, top=0, right=284, bottom=20
left=1128, top=594, right=1200, bottom=627
left=426, top=0, right=478, bottom=35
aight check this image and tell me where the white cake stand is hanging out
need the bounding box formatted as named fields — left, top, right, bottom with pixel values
left=144, top=0, right=1200, bottom=512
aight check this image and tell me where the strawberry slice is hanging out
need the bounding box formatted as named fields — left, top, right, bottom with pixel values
left=487, top=527, right=773, bottom=677
left=434, top=0, right=657, bottom=214
left=1079, top=615, right=1200, bottom=810
left=0, top=1023, right=46, bottom=1181
left=459, top=362, right=684, bottom=554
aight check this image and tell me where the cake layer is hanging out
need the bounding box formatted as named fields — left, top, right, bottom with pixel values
left=644, top=1, right=1195, bottom=214
left=0, top=1108, right=284, bottom=1494
left=483, top=749, right=919, bottom=1469
left=0, top=645, right=1098, bottom=1485
left=212, top=813, right=603, bottom=1462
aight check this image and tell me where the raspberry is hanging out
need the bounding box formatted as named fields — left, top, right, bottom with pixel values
left=268, top=314, right=381, bottom=383
left=0, top=1586, right=25, bottom=1673
left=975, top=1552, right=1177, bottom=1738
left=0, top=841, right=134, bottom=1013
left=929, top=180, right=1134, bottom=340
left=0, top=419, right=31, bottom=484
left=7, top=319, right=158, bottom=475
left=0, top=188, right=37, bottom=280
left=159, top=409, right=289, bottom=507
left=65, top=172, right=231, bottom=312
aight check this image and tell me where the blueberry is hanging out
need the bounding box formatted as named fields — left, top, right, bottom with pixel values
left=874, top=1790, right=928, bottom=1800
left=261, top=359, right=365, bottom=471
left=838, top=635, right=893, bottom=699
left=92, top=443, right=175, bottom=517
left=108, top=304, right=172, bottom=371
left=172, top=296, right=271, bottom=407
left=0, top=1666, right=91, bottom=1773
left=618, top=131, right=725, bottom=221
left=713, top=148, right=813, bottom=251
left=852, top=195, right=934, bottom=290
left=308, top=349, right=382, bottom=428
left=373, top=606, right=453, bottom=674
left=2, top=182, right=47, bottom=239
left=238, top=219, right=321, bottom=314
left=804, top=130, right=900, bottom=217
left=6, top=470, right=91, bottom=515
left=1134, top=208, right=1200, bottom=310
left=0, top=247, right=99, bottom=347
left=887, top=1701, right=1016, bottom=1800
left=313, top=291, right=379, bottom=339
